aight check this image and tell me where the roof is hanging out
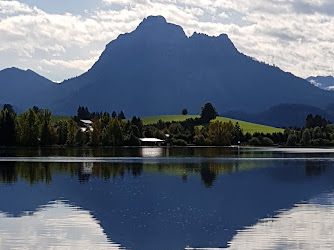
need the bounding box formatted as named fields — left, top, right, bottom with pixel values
left=80, top=127, right=93, bottom=132
left=80, top=120, right=93, bottom=125
left=139, top=138, right=164, bottom=142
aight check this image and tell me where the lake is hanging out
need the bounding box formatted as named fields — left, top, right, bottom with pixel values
left=0, top=146, right=334, bottom=249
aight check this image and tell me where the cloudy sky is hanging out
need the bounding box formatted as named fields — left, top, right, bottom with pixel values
left=0, top=0, right=334, bottom=82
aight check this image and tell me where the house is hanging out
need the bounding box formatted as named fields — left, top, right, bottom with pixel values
left=139, top=138, right=165, bottom=146
left=79, top=119, right=93, bottom=133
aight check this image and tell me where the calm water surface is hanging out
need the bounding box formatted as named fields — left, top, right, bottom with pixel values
left=0, top=147, right=334, bottom=249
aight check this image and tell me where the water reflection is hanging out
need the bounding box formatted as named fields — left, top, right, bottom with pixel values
left=0, top=146, right=268, bottom=158
left=0, top=158, right=331, bottom=188
left=0, top=201, right=124, bottom=249
left=228, top=193, right=334, bottom=250
left=0, top=161, right=249, bottom=188
left=140, top=147, right=164, bottom=158
left=305, top=160, right=327, bottom=176
left=1, top=148, right=334, bottom=249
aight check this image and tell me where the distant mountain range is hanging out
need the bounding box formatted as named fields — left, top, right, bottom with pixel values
left=1, top=15, right=334, bottom=121
left=307, top=76, right=334, bottom=91
left=0, top=67, right=56, bottom=111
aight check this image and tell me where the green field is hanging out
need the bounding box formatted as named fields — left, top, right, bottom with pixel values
left=51, top=116, right=71, bottom=123
left=141, top=115, right=284, bottom=134
left=142, top=115, right=199, bottom=125
left=52, top=114, right=284, bottom=134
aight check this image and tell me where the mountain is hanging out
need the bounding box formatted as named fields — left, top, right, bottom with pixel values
left=223, top=104, right=334, bottom=128
left=0, top=67, right=57, bottom=110
left=2, top=16, right=334, bottom=116
left=307, top=76, right=334, bottom=91
left=49, top=16, right=334, bottom=116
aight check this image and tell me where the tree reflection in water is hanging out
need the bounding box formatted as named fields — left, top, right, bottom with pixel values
left=0, top=161, right=235, bottom=188
left=305, top=160, right=327, bottom=176
left=0, top=157, right=330, bottom=187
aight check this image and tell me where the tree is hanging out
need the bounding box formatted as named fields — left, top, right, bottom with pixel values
left=111, top=111, right=117, bottom=118
left=248, top=137, right=261, bottom=146
left=131, top=117, right=144, bottom=137
left=194, top=126, right=206, bottom=145
left=208, top=120, right=234, bottom=146
left=0, top=105, right=17, bottom=145
left=301, top=129, right=311, bottom=146
left=77, top=106, right=90, bottom=120
left=56, top=120, right=68, bottom=145
left=118, top=111, right=126, bottom=120
left=305, top=114, right=329, bottom=128
left=286, top=133, right=298, bottom=146
left=39, top=109, right=56, bottom=146
left=67, top=119, right=78, bottom=146
left=156, top=119, right=167, bottom=130
left=3, top=104, right=14, bottom=113
left=16, top=109, right=40, bottom=146
left=100, top=112, right=110, bottom=131
left=102, top=118, right=123, bottom=146
left=32, top=106, right=40, bottom=114
left=232, top=122, right=243, bottom=144
left=262, top=137, right=274, bottom=146
left=312, top=126, right=324, bottom=139
left=182, top=108, right=188, bottom=115
left=200, top=102, right=218, bottom=123
left=90, top=117, right=101, bottom=145
left=169, top=122, right=183, bottom=135
left=130, top=132, right=140, bottom=146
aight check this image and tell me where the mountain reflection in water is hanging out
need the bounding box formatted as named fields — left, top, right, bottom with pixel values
left=0, top=147, right=334, bottom=249
left=0, top=201, right=124, bottom=249
left=228, top=193, right=334, bottom=250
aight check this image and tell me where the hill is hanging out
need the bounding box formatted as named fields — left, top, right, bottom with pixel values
left=49, top=16, right=334, bottom=116
left=141, top=115, right=284, bottom=134
left=0, top=68, right=57, bottom=110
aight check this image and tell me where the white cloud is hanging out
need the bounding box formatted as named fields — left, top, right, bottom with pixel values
left=1, top=0, right=334, bottom=81
left=218, top=11, right=229, bottom=19
left=0, top=0, right=33, bottom=14
left=41, top=58, right=98, bottom=71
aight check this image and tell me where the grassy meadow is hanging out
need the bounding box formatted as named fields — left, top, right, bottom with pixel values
left=142, top=115, right=284, bottom=134
left=51, top=116, right=71, bottom=123
left=51, top=114, right=284, bottom=134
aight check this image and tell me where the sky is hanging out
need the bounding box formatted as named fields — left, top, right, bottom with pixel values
left=1, top=0, right=334, bottom=82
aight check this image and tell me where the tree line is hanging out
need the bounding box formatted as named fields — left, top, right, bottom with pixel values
left=1, top=103, right=333, bottom=147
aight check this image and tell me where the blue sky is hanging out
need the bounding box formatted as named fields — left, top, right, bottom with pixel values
left=1, top=0, right=334, bottom=82
left=19, top=0, right=102, bottom=15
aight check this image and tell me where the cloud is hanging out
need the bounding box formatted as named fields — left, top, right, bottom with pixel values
left=41, top=58, right=98, bottom=71
left=1, top=0, right=334, bottom=81
left=0, top=0, right=33, bottom=14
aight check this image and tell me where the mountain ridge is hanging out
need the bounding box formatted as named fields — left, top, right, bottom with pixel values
left=53, top=16, right=333, bottom=116
left=1, top=16, right=334, bottom=117
left=0, top=67, right=58, bottom=110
